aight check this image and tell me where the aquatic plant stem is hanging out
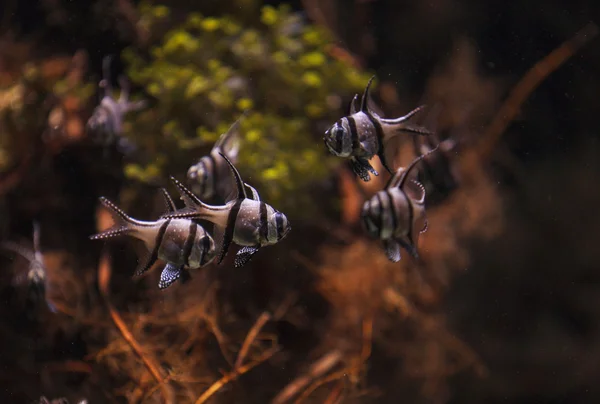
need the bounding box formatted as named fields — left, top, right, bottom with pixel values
left=477, top=22, right=599, bottom=160
left=97, top=248, right=174, bottom=404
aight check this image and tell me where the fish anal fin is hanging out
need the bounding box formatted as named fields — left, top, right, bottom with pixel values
left=158, top=263, right=183, bottom=290
left=235, top=246, right=260, bottom=268
left=384, top=239, right=401, bottom=263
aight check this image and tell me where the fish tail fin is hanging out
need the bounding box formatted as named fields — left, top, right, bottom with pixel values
left=90, top=197, right=138, bottom=240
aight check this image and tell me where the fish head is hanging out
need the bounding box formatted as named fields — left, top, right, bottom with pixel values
left=324, top=118, right=352, bottom=157
left=273, top=210, right=291, bottom=241
left=187, top=156, right=214, bottom=200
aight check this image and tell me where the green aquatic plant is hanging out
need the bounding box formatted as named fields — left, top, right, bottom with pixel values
left=121, top=2, right=371, bottom=214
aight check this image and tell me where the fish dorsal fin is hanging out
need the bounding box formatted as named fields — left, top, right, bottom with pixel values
left=100, top=55, right=114, bottom=98
left=218, top=152, right=247, bottom=201
left=169, top=176, right=202, bottom=209
left=348, top=94, right=359, bottom=115
left=245, top=183, right=260, bottom=201
left=360, top=75, right=376, bottom=113
left=397, top=145, right=440, bottom=190
left=214, top=113, right=246, bottom=159
left=405, top=180, right=426, bottom=204
left=32, top=221, right=42, bottom=258
left=160, top=188, right=176, bottom=213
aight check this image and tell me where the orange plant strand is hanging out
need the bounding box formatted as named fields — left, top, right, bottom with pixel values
left=477, top=22, right=598, bottom=160
left=234, top=312, right=272, bottom=370
left=97, top=249, right=174, bottom=404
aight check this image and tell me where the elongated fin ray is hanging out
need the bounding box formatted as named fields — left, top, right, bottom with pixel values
left=235, top=246, right=260, bottom=268
left=169, top=176, right=202, bottom=209
left=384, top=239, right=401, bottom=263
left=397, top=145, right=440, bottom=190
left=160, top=188, right=176, bottom=213
left=348, top=94, right=359, bottom=115
left=214, top=113, right=246, bottom=159
left=158, top=263, right=183, bottom=290
left=421, top=219, right=429, bottom=234
left=408, top=180, right=426, bottom=204
left=245, top=183, right=260, bottom=201
left=218, top=152, right=247, bottom=201
left=360, top=75, right=376, bottom=113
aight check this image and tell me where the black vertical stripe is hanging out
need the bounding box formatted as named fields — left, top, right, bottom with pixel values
left=182, top=221, right=197, bottom=266
left=218, top=200, right=243, bottom=264
left=385, top=190, right=397, bottom=236
left=200, top=231, right=210, bottom=265
left=347, top=116, right=360, bottom=151
left=259, top=202, right=268, bottom=242
left=275, top=212, right=284, bottom=241
left=375, top=193, right=384, bottom=238
left=150, top=219, right=171, bottom=266
left=366, top=114, right=394, bottom=174
left=334, top=122, right=343, bottom=153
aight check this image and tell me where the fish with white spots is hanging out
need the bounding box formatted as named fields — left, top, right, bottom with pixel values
left=165, top=153, right=291, bottom=268
left=324, top=75, right=433, bottom=181
left=187, top=116, right=243, bottom=203
left=361, top=146, right=440, bottom=262
left=90, top=188, right=216, bottom=289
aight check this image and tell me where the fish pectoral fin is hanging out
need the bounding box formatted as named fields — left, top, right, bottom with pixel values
left=235, top=246, right=260, bottom=268
left=384, top=239, right=401, bottom=263
left=350, top=157, right=378, bottom=182
left=158, top=263, right=184, bottom=290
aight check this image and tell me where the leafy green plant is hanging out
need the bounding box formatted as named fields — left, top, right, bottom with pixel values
left=121, top=2, right=371, bottom=214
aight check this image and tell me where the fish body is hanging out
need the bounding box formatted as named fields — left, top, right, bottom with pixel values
left=166, top=153, right=291, bottom=268
left=187, top=117, right=242, bottom=202
left=0, top=222, right=57, bottom=314
left=86, top=56, right=146, bottom=155
left=361, top=146, right=439, bottom=262
left=90, top=190, right=215, bottom=289
left=324, top=76, right=433, bottom=181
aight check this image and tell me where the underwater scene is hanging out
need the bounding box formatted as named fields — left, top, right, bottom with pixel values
left=0, top=0, right=599, bottom=403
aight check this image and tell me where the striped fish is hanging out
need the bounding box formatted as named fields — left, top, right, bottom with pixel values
left=90, top=188, right=216, bottom=290
left=0, top=222, right=57, bottom=314
left=165, top=153, right=291, bottom=268
left=187, top=116, right=242, bottom=203
left=361, top=146, right=440, bottom=262
left=86, top=56, right=146, bottom=156
left=323, top=75, right=433, bottom=182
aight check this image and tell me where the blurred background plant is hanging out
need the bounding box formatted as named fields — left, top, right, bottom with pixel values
left=121, top=1, right=371, bottom=214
